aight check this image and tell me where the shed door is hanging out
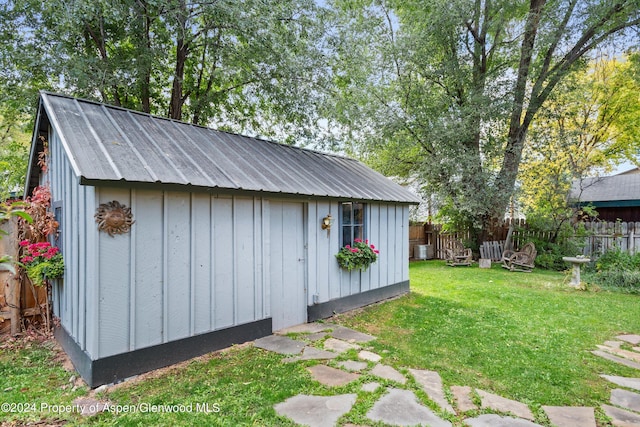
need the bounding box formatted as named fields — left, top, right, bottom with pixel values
left=270, top=201, right=307, bottom=331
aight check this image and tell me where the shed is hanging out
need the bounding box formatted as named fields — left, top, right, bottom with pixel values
left=572, top=171, right=640, bottom=222
left=25, top=92, right=420, bottom=387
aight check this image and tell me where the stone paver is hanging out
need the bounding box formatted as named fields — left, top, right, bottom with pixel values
left=274, top=394, right=357, bottom=427
left=465, top=414, right=543, bottom=427
left=597, top=345, right=640, bottom=363
left=323, top=338, right=360, bottom=353
left=592, top=350, right=640, bottom=370
left=72, top=397, right=109, bottom=417
left=451, top=385, right=478, bottom=412
left=602, top=375, right=640, bottom=391
left=617, top=334, right=640, bottom=345
left=366, top=388, right=452, bottom=427
left=254, top=335, right=306, bottom=355
left=358, top=350, right=382, bottom=362
left=477, top=389, right=534, bottom=421
left=605, top=340, right=624, bottom=348
left=602, top=404, right=640, bottom=427
left=330, top=326, right=376, bottom=343
left=612, top=388, right=640, bottom=413
left=262, top=326, right=640, bottom=427
left=275, top=323, right=331, bottom=335
left=307, top=364, right=360, bottom=387
left=282, top=347, right=338, bottom=363
left=408, top=368, right=455, bottom=414
left=542, top=406, right=596, bottom=427
left=361, top=382, right=381, bottom=392
left=370, top=364, right=407, bottom=384
left=306, top=332, right=328, bottom=342
left=337, top=360, right=368, bottom=372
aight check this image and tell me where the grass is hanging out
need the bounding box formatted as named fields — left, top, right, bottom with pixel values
left=3, top=260, right=640, bottom=426
left=343, top=262, right=640, bottom=403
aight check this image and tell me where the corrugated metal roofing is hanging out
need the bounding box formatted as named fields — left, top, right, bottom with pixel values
left=31, top=92, right=420, bottom=203
left=571, top=174, right=640, bottom=203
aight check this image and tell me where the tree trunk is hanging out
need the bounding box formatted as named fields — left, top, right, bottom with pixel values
left=491, top=0, right=546, bottom=225
left=140, top=4, right=152, bottom=114
left=169, top=38, right=187, bottom=120
left=169, top=0, right=188, bottom=121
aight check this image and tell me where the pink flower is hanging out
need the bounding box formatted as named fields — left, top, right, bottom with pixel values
left=19, top=240, right=30, bottom=247
left=354, top=238, right=362, bottom=243
left=365, top=239, right=369, bottom=244
left=374, top=250, right=379, bottom=254
left=351, top=248, right=360, bottom=253
left=370, top=244, right=375, bottom=249
left=21, top=256, right=34, bottom=263
left=345, top=245, right=351, bottom=249
left=43, top=248, right=59, bottom=259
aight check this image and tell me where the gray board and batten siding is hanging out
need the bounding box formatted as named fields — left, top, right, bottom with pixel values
left=27, top=92, right=418, bottom=387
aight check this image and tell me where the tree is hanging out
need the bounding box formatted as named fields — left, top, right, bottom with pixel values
left=328, top=0, right=640, bottom=244
left=0, top=0, right=334, bottom=197
left=0, top=113, right=31, bottom=199
left=0, top=0, right=331, bottom=142
left=520, top=54, right=640, bottom=238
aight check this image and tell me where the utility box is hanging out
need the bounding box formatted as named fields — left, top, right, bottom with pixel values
left=479, top=259, right=492, bottom=269
left=414, top=244, right=433, bottom=260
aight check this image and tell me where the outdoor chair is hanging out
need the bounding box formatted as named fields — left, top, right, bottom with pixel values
left=445, top=241, right=473, bottom=266
left=501, top=242, right=537, bottom=272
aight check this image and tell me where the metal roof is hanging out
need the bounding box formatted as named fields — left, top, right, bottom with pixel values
left=571, top=174, right=640, bottom=203
left=29, top=92, right=420, bottom=203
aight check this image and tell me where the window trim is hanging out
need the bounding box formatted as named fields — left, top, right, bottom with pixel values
left=339, top=201, right=366, bottom=247
left=52, top=200, right=63, bottom=253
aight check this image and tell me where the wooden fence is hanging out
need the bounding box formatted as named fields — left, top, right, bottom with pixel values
left=409, top=220, right=640, bottom=260
left=580, top=221, right=640, bottom=256
left=0, top=218, right=46, bottom=335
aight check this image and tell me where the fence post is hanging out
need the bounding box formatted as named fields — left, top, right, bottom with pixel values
left=0, top=217, right=20, bottom=335
left=504, top=225, right=514, bottom=252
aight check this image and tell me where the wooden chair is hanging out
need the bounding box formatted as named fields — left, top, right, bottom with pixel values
left=445, top=241, right=473, bottom=266
left=501, top=242, right=537, bottom=272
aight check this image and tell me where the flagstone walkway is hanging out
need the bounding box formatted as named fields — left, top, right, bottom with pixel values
left=253, top=325, right=640, bottom=426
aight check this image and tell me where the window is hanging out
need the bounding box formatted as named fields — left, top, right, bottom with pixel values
left=340, top=201, right=365, bottom=246
left=52, top=201, right=63, bottom=252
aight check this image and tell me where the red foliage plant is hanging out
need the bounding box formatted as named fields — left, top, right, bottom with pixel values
left=22, top=185, right=58, bottom=241
left=37, top=136, right=48, bottom=174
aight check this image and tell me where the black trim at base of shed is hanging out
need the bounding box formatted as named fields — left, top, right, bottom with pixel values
left=55, top=318, right=272, bottom=388
left=308, top=280, right=409, bottom=321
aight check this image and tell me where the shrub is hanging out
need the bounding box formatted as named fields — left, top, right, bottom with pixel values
left=594, top=247, right=640, bottom=271
left=515, top=221, right=589, bottom=271
left=585, top=270, right=640, bottom=294
left=526, top=236, right=586, bottom=271
left=582, top=247, right=640, bottom=291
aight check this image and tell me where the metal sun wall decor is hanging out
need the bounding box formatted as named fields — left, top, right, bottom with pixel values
left=95, top=200, right=135, bottom=237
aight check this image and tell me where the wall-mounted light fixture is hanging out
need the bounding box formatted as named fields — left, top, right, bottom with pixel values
left=321, top=214, right=334, bottom=230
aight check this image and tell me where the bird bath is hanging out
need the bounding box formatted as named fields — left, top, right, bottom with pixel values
left=562, top=256, right=591, bottom=287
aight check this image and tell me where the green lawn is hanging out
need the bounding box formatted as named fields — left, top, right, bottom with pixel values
left=341, top=262, right=640, bottom=406
left=2, top=261, right=640, bottom=426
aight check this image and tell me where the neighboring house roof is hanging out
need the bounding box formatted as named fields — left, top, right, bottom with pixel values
left=27, top=92, right=420, bottom=203
left=571, top=174, right=640, bottom=207
left=616, top=167, right=640, bottom=176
